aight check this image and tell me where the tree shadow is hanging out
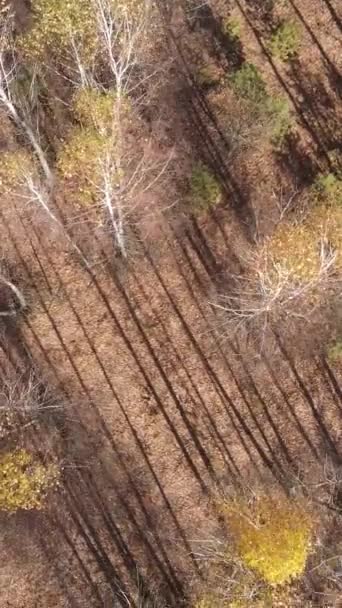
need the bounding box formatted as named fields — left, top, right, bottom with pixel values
left=276, top=131, right=319, bottom=189
left=160, top=19, right=257, bottom=240
left=273, top=330, right=341, bottom=463
left=260, top=350, right=321, bottom=463
left=233, top=0, right=333, bottom=167
left=140, top=233, right=293, bottom=488
left=0, top=211, right=205, bottom=602
left=244, top=0, right=276, bottom=33
left=129, top=259, right=241, bottom=482
left=326, top=61, right=342, bottom=98
left=63, top=462, right=184, bottom=606
left=288, top=0, right=341, bottom=80
left=318, top=354, right=342, bottom=407
left=0, top=353, right=189, bottom=606
left=189, top=3, right=245, bottom=70
left=182, top=83, right=256, bottom=239
left=288, top=60, right=341, bottom=151
left=321, top=0, right=342, bottom=32
left=185, top=215, right=229, bottom=289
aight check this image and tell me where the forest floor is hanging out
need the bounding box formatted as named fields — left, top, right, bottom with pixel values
left=0, top=0, right=342, bottom=607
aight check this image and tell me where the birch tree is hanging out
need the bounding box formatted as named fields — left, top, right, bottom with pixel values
left=0, top=11, right=52, bottom=182
left=0, top=149, right=92, bottom=268
left=18, top=0, right=173, bottom=258
left=58, top=88, right=173, bottom=257
left=70, top=0, right=171, bottom=258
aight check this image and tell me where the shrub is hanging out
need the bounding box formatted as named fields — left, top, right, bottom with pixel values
left=194, top=562, right=305, bottom=606
left=229, top=63, right=267, bottom=105
left=189, top=164, right=221, bottom=214
left=313, top=172, right=342, bottom=207
left=8, top=64, right=44, bottom=111
left=327, top=339, right=342, bottom=362
left=0, top=449, right=59, bottom=512
left=266, top=95, right=293, bottom=146
left=221, top=496, right=313, bottom=585
left=73, top=88, right=132, bottom=132
left=197, top=64, right=222, bottom=87
left=223, top=17, right=241, bottom=40
left=57, top=128, right=109, bottom=176
left=327, top=149, right=342, bottom=177
left=268, top=21, right=301, bottom=61
left=267, top=199, right=342, bottom=277
left=214, top=201, right=342, bottom=337
left=20, top=0, right=154, bottom=66
left=228, top=64, right=293, bottom=147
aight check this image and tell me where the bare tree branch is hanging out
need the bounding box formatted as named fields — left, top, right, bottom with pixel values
left=0, top=274, right=26, bottom=316
left=0, top=16, right=53, bottom=184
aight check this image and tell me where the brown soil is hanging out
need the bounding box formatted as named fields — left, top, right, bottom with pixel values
left=0, top=0, right=341, bottom=607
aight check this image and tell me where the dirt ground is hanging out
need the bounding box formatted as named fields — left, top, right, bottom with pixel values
left=0, top=0, right=341, bottom=607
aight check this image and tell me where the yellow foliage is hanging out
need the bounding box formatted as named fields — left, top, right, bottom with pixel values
left=73, top=89, right=117, bottom=134
left=194, top=586, right=298, bottom=608
left=221, top=496, right=312, bottom=585
left=263, top=197, right=342, bottom=284
left=194, top=598, right=228, bottom=608
left=72, top=87, right=132, bottom=136
left=0, top=150, right=37, bottom=190
left=113, top=0, right=147, bottom=18
left=58, top=127, right=109, bottom=179
left=20, top=0, right=97, bottom=61
left=308, top=204, right=342, bottom=270
left=0, top=449, right=60, bottom=512
left=265, top=222, right=323, bottom=282
left=313, top=173, right=342, bottom=207
left=20, top=0, right=152, bottom=62
left=57, top=127, right=120, bottom=206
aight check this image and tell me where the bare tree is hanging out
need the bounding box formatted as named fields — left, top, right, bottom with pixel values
left=93, top=145, right=173, bottom=258
left=211, top=232, right=339, bottom=342
left=0, top=0, right=174, bottom=260
left=0, top=149, right=93, bottom=271
left=0, top=12, right=52, bottom=183
left=0, top=369, right=64, bottom=442
left=65, top=0, right=174, bottom=258
left=0, top=371, right=58, bottom=416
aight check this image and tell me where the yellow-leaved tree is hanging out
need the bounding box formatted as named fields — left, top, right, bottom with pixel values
left=222, top=496, right=313, bottom=586
left=212, top=175, right=342, bottom=337
left=18, top=0, right=169, bottom=259
left=0, top=0, right=170, bottom=262
left=19, top=0, right=98, bottom=64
